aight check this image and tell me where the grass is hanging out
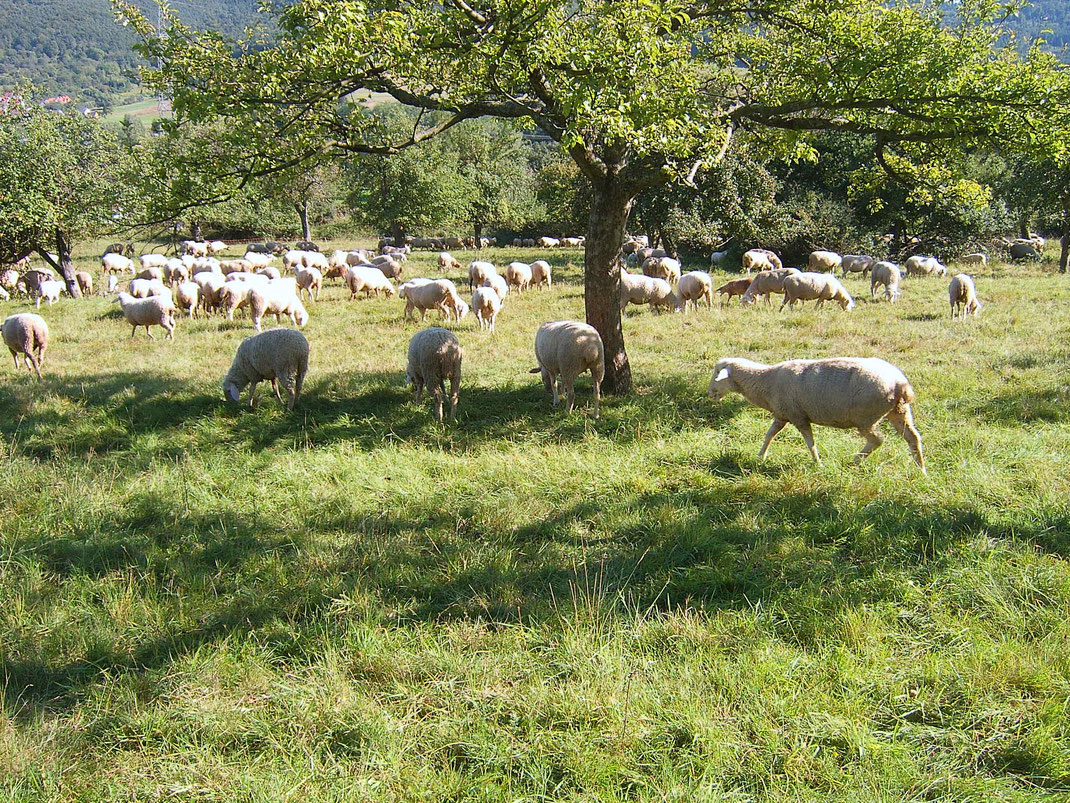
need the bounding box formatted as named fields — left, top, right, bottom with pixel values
left=1, top=240, right=1069, bottom=800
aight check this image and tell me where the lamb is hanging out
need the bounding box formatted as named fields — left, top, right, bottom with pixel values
left=903, top=255, right=947, bottom=277
left=531, top=320, right=604, bottom=418
left=114, top=292, right=177, bottom=340
left=678, top=271, right=714, bottom=311
left=471, top=286, right=502, bottom=331
left=960, top=253, right=987, bottom=267
left=345, top=265, right=396, bottom=299
left=175, top=281, right=201, bottom=318
left=739, top=268, right=802, bottom=306
left=438, top=251, right=463, bottom=272
left=399, top=279, right=461, bottom=321
left=741, top=248, right=783, bottom=273
left=707, top=357, right=925, bottom=471
left=808, top=250, right=843, bottom=273
left=780, top=272, right=855, bottom=311
left=506, top=261, right=533, bottom=293
left=643, top=256, right=682, bottom=284
left=75, top=272, right=93, bottom=296
left=530, top=260, right=552, bottom=289
left=841, top=254, right=875, bottom=276
left=949, top=273, right=982, bottom=319
left=248, top=281, right=309, bottom=332
left=714, top=278, right=751, bottom=305
left=405, top=327, right=462, bottom=423
left=223, top=328, right=309, bottom=412
left=295, top=266, right=323, bottom=301
left=35, top=280, right=65, bottom=307
left=870, top=261, right=902, bottom=302
left=620, top=271, right=679, bottom=313
left=3, top=313, right=49, bottom=379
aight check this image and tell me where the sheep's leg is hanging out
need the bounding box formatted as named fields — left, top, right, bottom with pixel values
left=448, top=375, right=458, bottom=421
left=145, top=325, right=156, bottom=340
left=432, top=388, right=444, bottom=423
left=130, top=325, right=138, bottom=339
left=887, top=409, right=927, bottom=474
left=271, top=378, right=283, bottom=404
left=855, top=427, right=884, bottom=463
left=758, top=419, right=787, bottom=460
left=795, top=421, right=820, bottom=463
left=248, top=381, right=259, bottom=407
left=564, top=379, right=576, bottom=413
left=592, top=376, right=601, bottom=420
left=29, top=353, right=41, bottom=380
left=541, top=368, right=555, bottom=404
left=9, top=350, right=18, bottom=370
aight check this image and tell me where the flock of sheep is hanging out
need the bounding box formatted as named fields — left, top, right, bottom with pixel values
left=1, top=230, right=1019, bottom=469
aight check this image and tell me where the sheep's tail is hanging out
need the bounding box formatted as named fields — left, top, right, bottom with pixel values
left=893, top=380, right=915, bottom=412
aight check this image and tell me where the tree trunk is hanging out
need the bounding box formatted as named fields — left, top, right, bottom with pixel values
left=1018, top=215, right=1029, bottom=240
left=657, top=226, right=677, bottom=258
left=297, top=201, right=311, bottom=241
left=584, top=180, right=635, bottom=395
left=391, top=221, right=407, bottom=245
left=473, top=222, right=483, bottom=248
left=49, top=229, right=81, bottom=298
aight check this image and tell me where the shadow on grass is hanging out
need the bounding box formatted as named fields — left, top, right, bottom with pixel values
left=971, top=387, right=1068, bottom=424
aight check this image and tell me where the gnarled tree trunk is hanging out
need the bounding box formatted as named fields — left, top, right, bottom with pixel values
left=297, top=201, right=311, bottom=241
left=41, top=229, right=81, bottom=299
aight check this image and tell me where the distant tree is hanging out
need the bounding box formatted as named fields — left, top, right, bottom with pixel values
left=0, top=94, right=137, bottom=295
left=264, top=158, right=341, bottom=241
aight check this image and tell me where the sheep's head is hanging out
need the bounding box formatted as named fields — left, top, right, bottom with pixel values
left=223, top=379, right=244, bottom=405
left=707, top=363, right=736, bottom=400
left=294, top=306, right=310, bottom=326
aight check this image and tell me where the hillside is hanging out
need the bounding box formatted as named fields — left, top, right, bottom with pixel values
left=0, top=0, right=260, bottom=108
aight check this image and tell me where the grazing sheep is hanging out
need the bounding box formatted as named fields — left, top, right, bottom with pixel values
left=780, top=272, right=855, bottom=311
left=438, top=251, right=463, bottom=272
left=345, top=265, right=397, bottom=299
left=739, top=268, right=802, bottom=307
left=399, top=279, right=461, bottom=321
left=248, top=281, right=309, bottom=332
left=960, top=252, right=987, bottom=267
left=678, top=271, right=714, bottom=311
left=870, top=261, right=902, bottom=302
left=530, top=260, right=552, bottom=289
left=949, top=273, right=982, bottom=319
left=904, top=255, right=947, bottom=277
left=175, top=282, right=201, bottom=318
left=114, top=292, right=177, bottom=340
left=295, top=266, right=322, bottom=302
left=808, top=250, right=843, bottom=273
left=1008, top=242, right=1040, bottom=261
left=183, top=240, right=209, bottom=257
left=643, top=256, right=682, bottom=284
left=741, top=248, right=783, bottom=274
left=506, top=262, right=533, bottom=293
left=166, top=259, right=190, bottom=285
left=841, top=254, right=875, bottom=276
left=714, top=278, right=751, bottom=305
left=102, top=252, right=133, bottom=276
left=194, top=273, right=226, bottom=314
left=129, top=278, right=172, bottom=300
left=139, top=253, right=169, bottom=271
left=218, top=282, right=255, bottom=320
left=192, top=257, right=221, bottom=275
left=406, top=327, right=462, bottom=423
left=257, top=266, right=282, bottom=281
left=537, top=236, right=561, bottom=248
left=242, top=251, right=275, bottom=268
left=562, top=236, right=584, bottom=247
left=371, top=255, right=404, bottom=279
left=483, top=272, right=509, bottom=302
left=471, top=286, right=502, bottom=331
left=223, top=328, right=309, bottom=412
left=468, top=261, right=497, bottom=292
left=136, top=266, right=165, bottom=282
left=2, top=313, right=49, bottom=379
left=75, top=272, right=93, bottom=296
left=35, top=280, right=64, bottom=307
left=621, top=271, right=679, bottom=313
left=710, top=249, right=730, bottom=267
left=208, top=240, right=228, bottom=255
left=531, top=320, right=604, bottom=418
left=707, top=357, right=925, bottom=471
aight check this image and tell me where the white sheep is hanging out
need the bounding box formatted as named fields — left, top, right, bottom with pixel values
left=106, top=274, right=118, bottom=294
left=870, top=261, right=902, bottom=302
left=642, top=256, right=682, bottom=285
left=399, top=279, right=461, bottom=321
left=949, top=273, right=982, bottom=319
left=621, top=271, right=679, bottom=313
left=468, top=260, right=496, bottom=292
left=76, top=272, right=94, bottom=296
left=114, top=292, right=177, bottom=340
left=345, top=265, right=396, bottom=299
left=741, top=248, right=783, bottom=274
left=218, top=281, right=254, bottom=320
left=677, top=271, right=714, bottom=312
left=808, top=250, right=843, bottom=273
left=530, top=260, right=552, bottom=289
left=537, top=236, right=561, bottom=248
left=136, top=266, right=165, bottom=282
left=506, top=262, right=533, bottom=293
left=129, top=278, right=172, bottom=300
left=709, top=249, right=730, bottom=267
left=471, top=286, right=502, bottom=331
left=194, top=273, right=226, bottom=314
left=223, top=328, right=309, bottom=412
left=295, top=266, right=323, bottom=301
left=35, top=280, right=65, bottom=308
left=102, top=252, right=133, bottom=276
left=840, top=254, right=875, bottom=276
left=248, top=281, right=309, bottom=332
left=406, top=326, right=462, bottom=423
left=139, top=253, right=169, bottom=271
left=242, top=251, right=275, bottom=268
left=219, top=259, right=250, bottom=276
left=175, top=281, right=201, bottom=318
left=780, top=272, right=855, bottom=311
left=184, top=240, right=209, bottom=257
left=531, top=320, right=604, bottom=418
left=904, top=255, right=947, bottom=277
left=707, top=357, right=925, bottom=471
left=740, top=268, right=802, bottom=306
left=3, top=313, right=49, bottom=379
left=960, top=253, right=987, bottom=267
left=208, top=240, right=228, bottom=255
left=371, top=254, right=404, bottom=279
left=438, top=251, right=463, bottom=272
left=257, top=266, right=282, bottom=281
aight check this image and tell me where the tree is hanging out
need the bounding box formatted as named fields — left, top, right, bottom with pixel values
left=265, top=158, right=341, bottom=241
left=0, top=92, right=137, bottom=296
left=116, top=0, right=1070, bottom=392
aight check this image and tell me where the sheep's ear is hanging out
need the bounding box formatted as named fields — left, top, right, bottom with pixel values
left=715, top=367, right=730, bottom=382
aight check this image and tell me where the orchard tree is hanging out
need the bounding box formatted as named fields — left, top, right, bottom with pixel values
left=115, top=0, right=1070, bottom=392
left=265, top=158, right=341, bottom=242
left=0, top=94, right=138, bottom=296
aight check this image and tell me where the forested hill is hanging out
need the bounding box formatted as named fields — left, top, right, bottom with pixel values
left=0, top=0, right=1067, bottom=109
left=0, top=0, right=260, bottom=108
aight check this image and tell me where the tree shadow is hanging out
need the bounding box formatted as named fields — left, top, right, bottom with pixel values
left=970, top=387, right=1068, bottom=424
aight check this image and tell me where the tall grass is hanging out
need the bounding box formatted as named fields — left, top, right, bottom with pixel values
left=1, top=241, right=1068, bottom=799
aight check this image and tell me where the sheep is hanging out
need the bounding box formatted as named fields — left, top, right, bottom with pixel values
left=949, top=273, right=982, bottom=319
left=295, top=266, right=322, bottom=302
left=562, top=236, right=584, bottom=247
left=192, top=257, right=221, bottom=275
left=102, top=253, right=133, bottom=276
left=223, top=328, right=309, bottom=412
left=136, top=266, right=165, bottom=282
left=471, top=286, right=502, bottom=331
left=904, top=255, right=947, bottom=277
left=808, top=250, right=843, bottom=273
left=1008, top=242, right=1040, bottom=261
left=75, top=272, right=93, bottom=296
left=537, top=236, right=561, bottom=248
left=370, top=255, right=404, bottom=280
left=506, top=261, right=533, bottom=293
left=16, top=270, right=49, bottom=299
left=438, top=251, right=463, bottom=272
left=741, top=248, right=783, bottom=274
left=218, top=282, right=255, bottom=320
left=739, top=267, right=802, bottom=307
left=166, top=259, right=190, bottom=285
left=399, top=279, right=461, bottom=321
left=841, top=254, right=875, bottom=276
left=960, top=252, right=988, bottom=267
left=183, top=240, right=209, bottom=257
left=678, top=271, right=714, bottom=311
left=483, top=272, right=509, bottom=302
left=405, top=327, right=462, bottom=423
left=444, top=236, right=465, bottom=251
left=1, top=268, right=19, bottom=292
left=707, top=357, right=925, bottom=471
left=643, top=256, right=682, bottom=284
left=531, top=320, right=604, bottom=418
left=242, top=251, right=275, bottom=268
left=194, top=272, right=226, bottom=314
left=714, top=278, right=751, bottom=305
left=635, top=247, right=669, bottom=265
left=248, top=281, right=309, bottom=332
left=129, top=278, right=172, bottom=300
left=780, top=272, right=855, bottom=311
left=530, top=260, right=552, bottom=289
left=139, top=253, right=169, bottom=271
left=208, top=240, right=228, bottom=255
left=468, top=260, right=497, bottom=292
left=106, top=274, right=118, bottom=294
left=35, top=280, right=65, bottom=308
left=256, top=266, right=281, bottom=281
left=175, top=281, right=201, bottom=318
left=115, top=292, right=177, bottom=340
left=218, top=259, right=249, bottom=276
left=620, top=271, right=679, bottom=313
left=710, top=249, right=730, bottom=267
left=870, top=261, right=902, bottom=302
left=345, top=265, right=397, bottom=299
left=2, top=313, right=49, bottom=379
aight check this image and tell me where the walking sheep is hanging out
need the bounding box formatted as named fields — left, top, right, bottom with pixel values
left=841, top=255, right=875, bottom=277
left=949, top=273, right=982, bottom=319
left=707, top=356, right=925, bottom=471
left=114, top=292, right=177, bottom=340
left=678, top=271, right=714, bottom=311
left=739, top=268, right=802, bottom=306
left=223, top=328, right=309, bottom=412
left=780, top=273, right=855, bottom=311
left=406, top=327, right=462, bottom=423
left=531, top=320, right=605, bottom=418
left=3, top=313, right=49, bottom=379
left=904, top=255, right=947, bottom=277
left=471, top=286, right=502, bottom=331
